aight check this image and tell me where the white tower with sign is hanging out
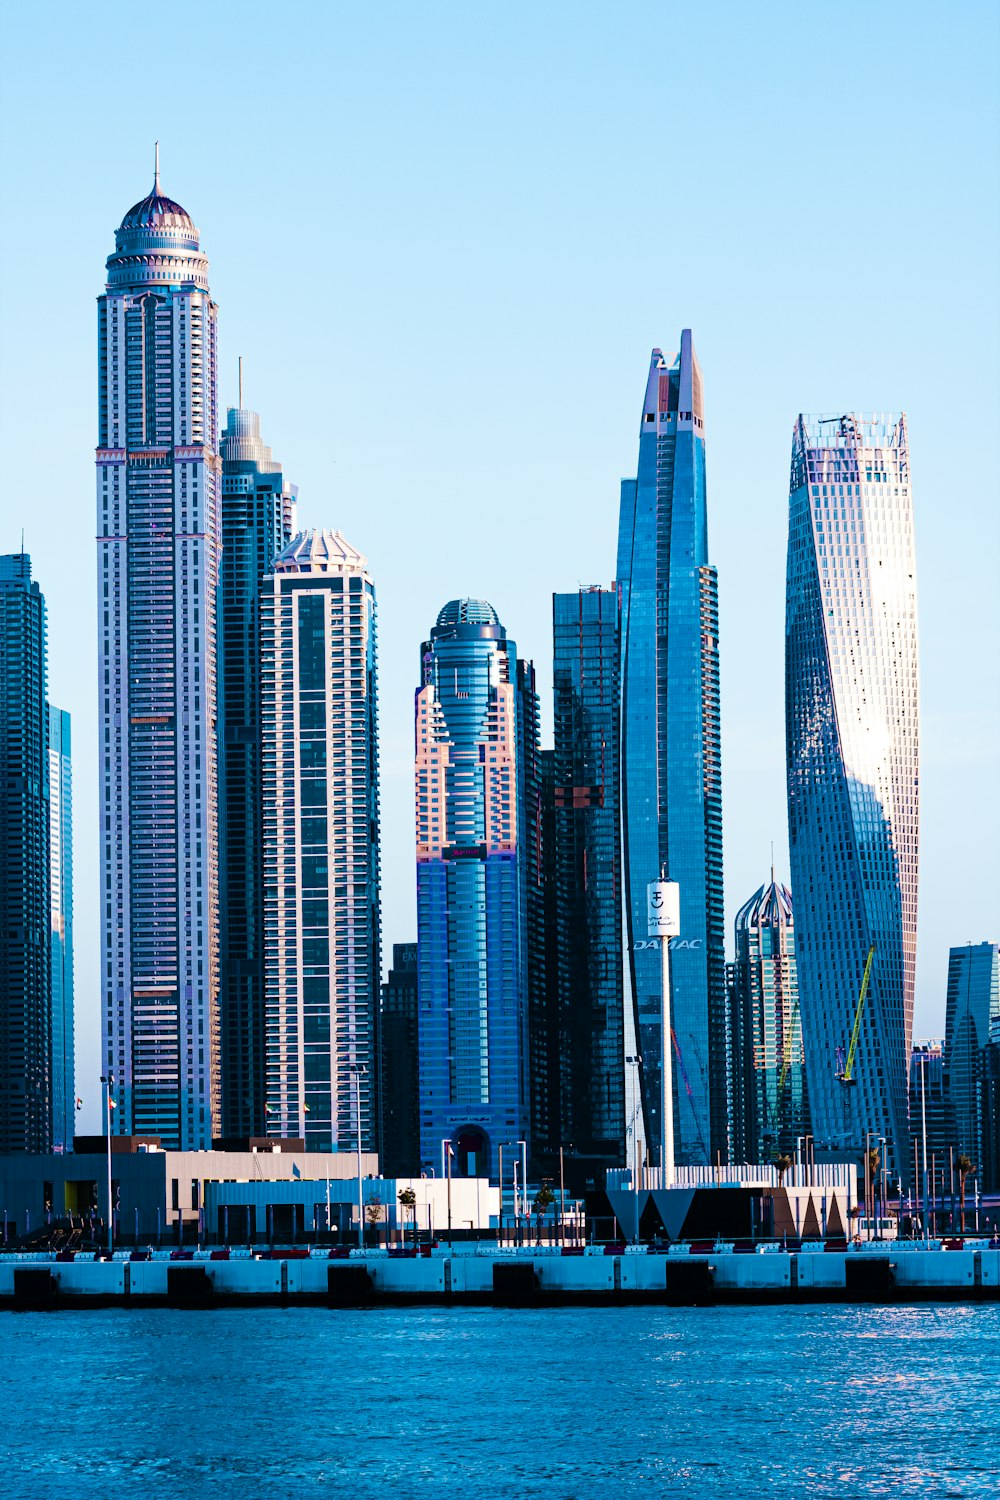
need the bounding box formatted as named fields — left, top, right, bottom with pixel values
left=647, top=879, right=681, bottom=1184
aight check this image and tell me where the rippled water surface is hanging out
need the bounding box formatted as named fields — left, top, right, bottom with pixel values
left=2, top=1304, right=998, bottom=1498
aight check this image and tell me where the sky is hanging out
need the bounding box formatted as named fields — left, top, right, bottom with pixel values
left=1, top=1, right=997, bottom=1128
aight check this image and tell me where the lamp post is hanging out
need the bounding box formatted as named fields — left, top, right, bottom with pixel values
left=350, top=1065, right=365, bottom=1249
left=919, top=1051, right=929, bottom=1242
left=440, top=1138, right=453, bottom=1247
left=516, top=1140, right=527, bottom=1246
left=100, top=1074, right=114, bottom=1257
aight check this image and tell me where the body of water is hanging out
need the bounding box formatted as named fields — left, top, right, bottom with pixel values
left=1, top=1304, right=998, bottom=1498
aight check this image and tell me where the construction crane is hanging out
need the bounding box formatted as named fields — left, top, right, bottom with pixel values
left=777, top=996, right=801, bottom=1099
left=837, top=944, right=876, bottom=1086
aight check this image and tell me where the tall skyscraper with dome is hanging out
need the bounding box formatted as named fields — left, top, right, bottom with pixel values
left=96, top=153, right=221, bottom=1149
left=415, top=599, right=541, bottom=1180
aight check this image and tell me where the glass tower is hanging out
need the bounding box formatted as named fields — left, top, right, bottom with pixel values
left=786, top=413, right=919, bottom=1178
left=261, top=529, right=380, bottom=1153
left=219, top=404, right=296, bottom=1138
left=729, top=873, right=807, bottom=1162
left=0, top=554, right=50, bottom=1152
left=379, top=942, right=420, bottom=1176
left=616, top=334, right=725, bottom=1169
left=944, top=942, right=1000, bottom=1158
left=48, top=705, right=74, bottom=1153
left=552, top=587, right=624, bottom=1175
left=415, top=599, right=538, bottom=1179
left=97, top=158, right=221, bottom=1148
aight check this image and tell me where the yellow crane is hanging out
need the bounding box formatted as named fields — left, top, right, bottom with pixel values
left=837, top=944, right=876, bottom=1086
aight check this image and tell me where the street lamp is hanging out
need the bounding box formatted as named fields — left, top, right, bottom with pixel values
left=349, top=1065, right=365, bottom=1250
left=100, top=1074, right=114, bottom=1257
left=440, top=1137, right=454, bottom=1247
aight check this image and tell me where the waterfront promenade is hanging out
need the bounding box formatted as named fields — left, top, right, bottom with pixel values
left=5, top=1239, right=1000, bottom=1307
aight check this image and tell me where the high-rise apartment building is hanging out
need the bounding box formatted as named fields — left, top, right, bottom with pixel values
left=415, top=599, right=538, bottom=1179
left=908, top=1039, right=948, bottom=1184
left=97, top=158, right=221, bottom=1148
left=0, top=554, right=50, bottom=1152
left=728, top=873, right=806, bottom=1163
left=219, top=403, right=296, bottom=1138
left=786, top=413, right=919, bottom=1178
left=48, top=706, right=74, bottom=1153
left=944, top=942, right=1000, bottom=1158
left=552, top=587, right=624, bottom=1178
left=261, top=530, right=380, bottom=1154
left=616, top=335, right=725, bottom=1169
left=380, top=942, right=419, bottom=1176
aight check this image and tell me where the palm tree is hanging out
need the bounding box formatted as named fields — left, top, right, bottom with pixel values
left=398, top=1185, right=417, bottom=1249
left=956, top=1155, right=974, bottom=1234
left=867, top=1147, right=881, bottom=1230
left=774, top=1154, right=794, bottom=1186
left=532, top=1184, right=555, bottom=1245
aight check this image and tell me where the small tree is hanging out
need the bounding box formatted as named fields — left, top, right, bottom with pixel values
left=533, top=1184, right=555, bottom=1244
left=956, top=1155, right=974, bottom=1234
left=774, top=1154, right=794, bottom=1186
left=364, top=1200, right=384, bottom=1247
left=398, top=1185, right=417, bottom=1248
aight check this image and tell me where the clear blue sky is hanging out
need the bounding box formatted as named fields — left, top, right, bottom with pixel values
left=1, top=1, right=997, bottom=1127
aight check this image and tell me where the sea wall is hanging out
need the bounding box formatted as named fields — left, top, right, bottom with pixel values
left=3, top=1244, right=1000, bottom=1307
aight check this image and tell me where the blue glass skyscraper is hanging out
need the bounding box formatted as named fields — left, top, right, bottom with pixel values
left=616, top=335, right=725, bottom=1169
left=0, top=554, right=50, bottom=1152
left=786, top=413, right=919, bottom=1178
left=48, top=705, right=74, bottom=1154
left=219, top=401, right=296, bottom=1139
left=415, top=600, right=538, bottom=1179
left=944, top=942, right=1000, bottom=1159
left=552, top=587, right=624, bottom=1174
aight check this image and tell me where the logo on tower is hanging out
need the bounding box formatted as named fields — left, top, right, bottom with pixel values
left=646, top=881, right=680, bottom=938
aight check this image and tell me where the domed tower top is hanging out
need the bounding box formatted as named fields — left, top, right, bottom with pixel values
left=431, top=598, right=505, bottom=642
left=105, top=143, right=210, bottom=293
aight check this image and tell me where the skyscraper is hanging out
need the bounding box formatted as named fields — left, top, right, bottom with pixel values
left=728, top=873, right=807, bottom=1163
left=0, top=554, right=50, bottom=1152
left=380, top=942, right=419, bottom=1176
left=261, top=530, right=380, bottom=1153
left=97, top=155, right=221, bottom=1148
left=415, top=599, right=537, bottom=1179
left=552, top=587, right=624, bottom=1178
left=944, top=942, right=1000, bottom=1158
left=48, top=705, right=74, bottom=1153
left=786, top=413, right=919, bottom=1177
left=219, top=402, right=296, bottom=1138
left=616, top=335, right=725, bottom=1169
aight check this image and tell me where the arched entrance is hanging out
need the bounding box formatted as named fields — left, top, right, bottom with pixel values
left=454, top=1126, right=489, bottom=1178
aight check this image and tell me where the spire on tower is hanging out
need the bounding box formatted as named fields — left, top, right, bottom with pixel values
left=153, top=141, right=161, bottom=193
left=238, top=356, right=243, bottom=410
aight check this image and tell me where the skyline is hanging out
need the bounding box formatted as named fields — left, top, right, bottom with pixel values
left=1, top=2, right=997, bottom=1128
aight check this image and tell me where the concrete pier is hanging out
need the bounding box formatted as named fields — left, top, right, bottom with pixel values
left=3, top=1243, right=1000, bottom=1308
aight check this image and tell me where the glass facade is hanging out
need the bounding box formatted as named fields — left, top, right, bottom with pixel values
left=728, top=874, right=807, bottom=1162
left=943, top=942, right=1000, bottom=1158
left=48, top=705, right=74, bottom=1154
left=415, top=600, right=537, bottom=1179
left=785, top=413, right=919, bottom=1179
left=261, top=530, right=380, bottom=1154
left=379, top=941, right=419, bottom=1176
left=97, top=164, right=221, bottom=1148
left=0, top=554, right=50, bottom=1152
left=219, top=406, right=296, bottom=1138
left=616, top=334, right=725, bottom=1169
left=552, top=587, right=624, bottom=1174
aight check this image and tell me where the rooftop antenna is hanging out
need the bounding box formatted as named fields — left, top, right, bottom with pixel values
left=153, top=140, right=161, bottom=193
left=770, top=841, right=775, bottom=886
left=238, top=356, right=243, bottom=410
